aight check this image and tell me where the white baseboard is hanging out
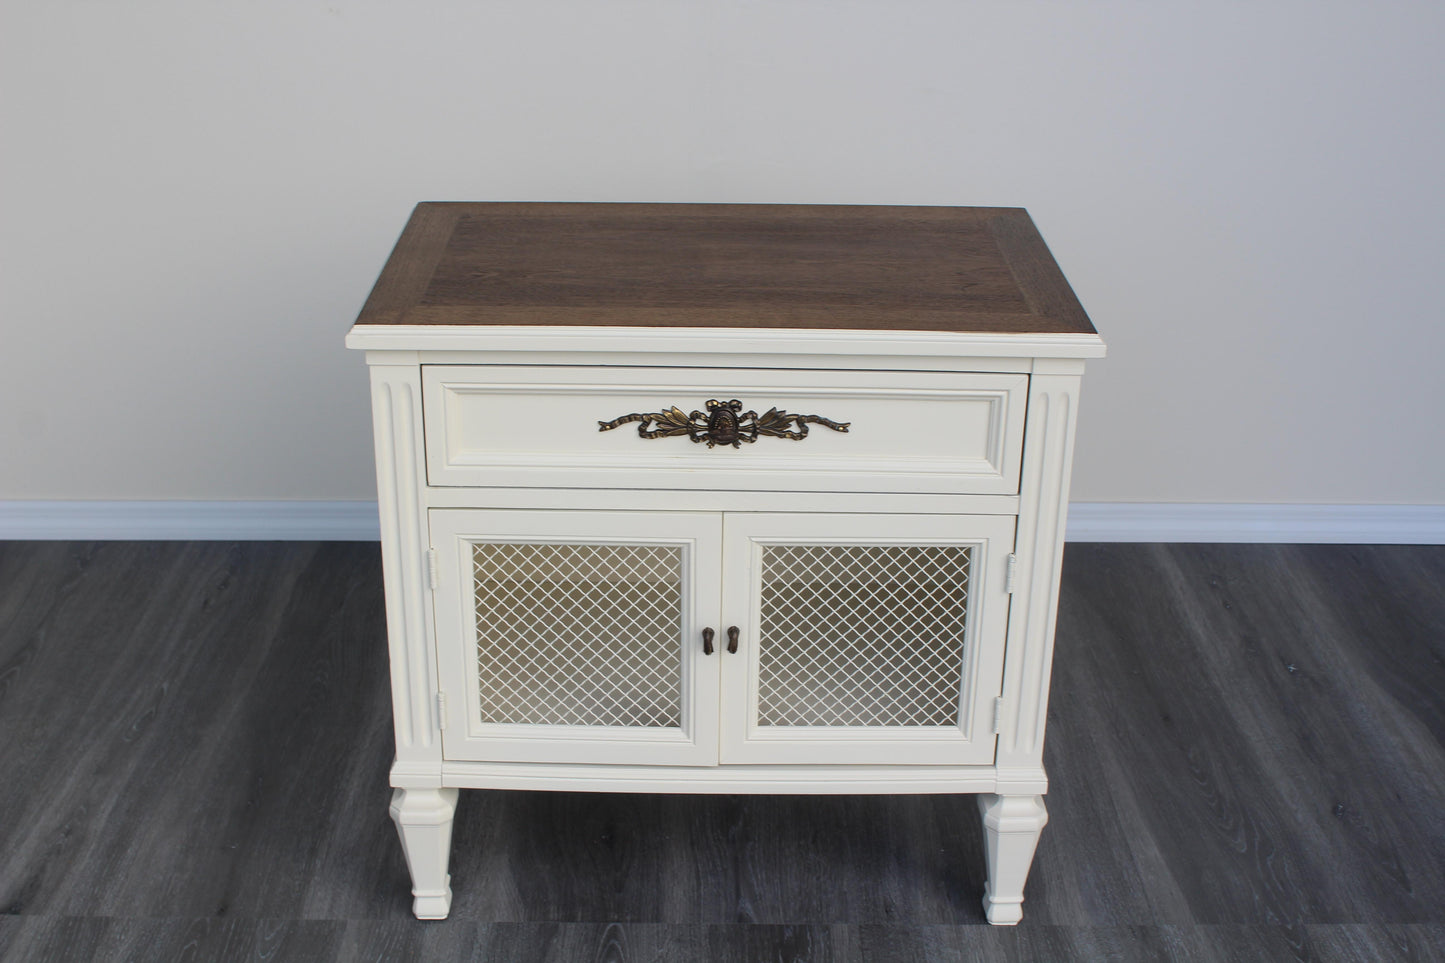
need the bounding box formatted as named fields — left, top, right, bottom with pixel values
left=1066, top=503, right=1445, bottom=544
left=0, top=501, right=381, bottom=541
left=0, top=500, right=1441, bottom=544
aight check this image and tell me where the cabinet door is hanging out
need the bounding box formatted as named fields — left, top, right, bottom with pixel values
left=719, top=513, right=1015, bottom=766
left=431, top=509, right=722, bottom=766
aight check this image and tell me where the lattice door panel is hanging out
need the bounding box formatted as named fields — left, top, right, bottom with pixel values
left=719, top=513, right=1015, bottom=767
left=472, top=542, right=683, bottom=728
left=755, top=544, right=970, bottom=727
left=431, top=509, right=722, bottom=767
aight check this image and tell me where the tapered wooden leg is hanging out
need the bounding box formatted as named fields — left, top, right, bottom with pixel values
left=977, top=793, right=1048, bottom=925
left=390, top=787, right=459, bottom=919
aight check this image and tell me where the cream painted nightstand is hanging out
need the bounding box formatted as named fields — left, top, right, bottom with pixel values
left=345, top=202, right=1103, bottom=923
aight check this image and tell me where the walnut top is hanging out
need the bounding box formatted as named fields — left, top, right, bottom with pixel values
left=354, top=202, right=1094, bottom=335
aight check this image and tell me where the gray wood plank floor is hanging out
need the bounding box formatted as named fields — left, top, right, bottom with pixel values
left=0, top=542, right=1441, bottom=962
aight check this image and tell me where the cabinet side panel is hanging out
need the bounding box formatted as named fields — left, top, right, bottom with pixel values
left=997, top=371, right=1082, bottom=770
left=370, top=365, right=442, bottom=769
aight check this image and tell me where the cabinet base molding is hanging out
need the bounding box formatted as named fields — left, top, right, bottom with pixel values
left=391, top=761, right=1049, bottom=796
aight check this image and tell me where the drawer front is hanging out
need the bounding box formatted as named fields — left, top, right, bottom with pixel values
left=423, top=366, right=1027, bottom=495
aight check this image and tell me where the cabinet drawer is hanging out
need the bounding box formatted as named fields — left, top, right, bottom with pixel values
left=422, top=366, right=1027, bottom=495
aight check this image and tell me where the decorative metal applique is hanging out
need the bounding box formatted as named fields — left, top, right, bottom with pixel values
left=598, top=399, right=850, bottom=448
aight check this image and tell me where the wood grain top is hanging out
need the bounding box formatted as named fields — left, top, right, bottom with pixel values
left=354, top=203, right=1095, bottom=335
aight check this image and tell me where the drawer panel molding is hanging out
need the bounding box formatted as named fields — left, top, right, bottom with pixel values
left=423, top=366, right=1027, bottom=495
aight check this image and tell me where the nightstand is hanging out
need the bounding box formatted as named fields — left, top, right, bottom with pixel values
left=345, top=202, right=1104, bottom=923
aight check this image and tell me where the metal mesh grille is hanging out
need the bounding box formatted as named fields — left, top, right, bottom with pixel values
left=472, top=543, right=683, bottom=727
left=755, top=544, right=970, bottom=727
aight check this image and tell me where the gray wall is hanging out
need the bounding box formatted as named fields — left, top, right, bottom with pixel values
left=3, top=1, right=1442, bottom=505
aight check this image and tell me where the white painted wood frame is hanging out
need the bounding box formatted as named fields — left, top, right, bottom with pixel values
left=353, top=324, right=1102, bottom=925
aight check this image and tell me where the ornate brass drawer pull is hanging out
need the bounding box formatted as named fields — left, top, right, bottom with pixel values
left=598, top=399, right=849, bottom=449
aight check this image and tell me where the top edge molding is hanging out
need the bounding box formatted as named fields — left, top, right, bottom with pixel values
left=344, top=324, right=1107, bottom=360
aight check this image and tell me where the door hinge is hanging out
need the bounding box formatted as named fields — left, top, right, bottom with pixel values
left=992, top=697, right=1005, bottom=734
left=436, top=691, right=447, bottom=730
left=426, top=548, right=439, bottom=591
left=1005, top=553, right=1018, bottom=594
